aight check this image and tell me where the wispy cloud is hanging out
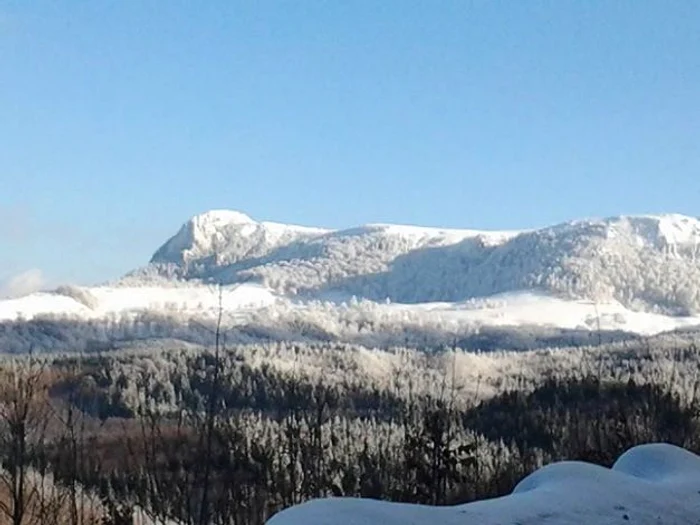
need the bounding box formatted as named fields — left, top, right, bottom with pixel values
left=0, top=269, right=46, bottom=298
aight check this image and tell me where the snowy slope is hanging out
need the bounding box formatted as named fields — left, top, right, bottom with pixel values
left=129, top=211, right=700, bottom=314
left=382, top=291, right=700, bottom=336
left=3, top=287, right=699, bottom=338
left=129, top=210, right=522, bottom=296
left=0, top=293, right=94, bottom=320
left=148, top=209, right=330, bottom=270
left=0, top=283, right=278, bottom=322
left=4, top=210, right=700, bottom=337
left=267, top=443, right=700, bottom=525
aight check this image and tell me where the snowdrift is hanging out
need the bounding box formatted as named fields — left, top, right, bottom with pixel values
left=267, top=443, right=700, bottom=524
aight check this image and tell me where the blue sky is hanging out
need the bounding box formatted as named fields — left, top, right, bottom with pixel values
left=1, top=1, right=699, bottom=288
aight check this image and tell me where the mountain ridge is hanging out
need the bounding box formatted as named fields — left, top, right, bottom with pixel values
left=127, top=210, right=700, bottom=314
left=3, top=210, right=700, bottom=341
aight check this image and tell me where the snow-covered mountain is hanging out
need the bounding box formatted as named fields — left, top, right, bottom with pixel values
left=149, top=210, right=330, bottom=269
left=3, top=210, right=700, bottom=340
left=131, top=210, right=700, bottom=314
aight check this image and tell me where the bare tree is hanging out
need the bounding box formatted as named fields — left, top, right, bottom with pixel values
left=0, top=357, right=51, bottom=525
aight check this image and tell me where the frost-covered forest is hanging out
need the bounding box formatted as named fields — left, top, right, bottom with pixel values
left=0, top=302, right=639, bottom=355
left=1, top=333, right=700, bottom=524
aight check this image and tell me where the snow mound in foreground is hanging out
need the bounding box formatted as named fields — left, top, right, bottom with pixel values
left=267, top=444, right=700, bottom=525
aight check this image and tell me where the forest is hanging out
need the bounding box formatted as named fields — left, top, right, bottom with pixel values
left=0, top=333, right=699, bottom=524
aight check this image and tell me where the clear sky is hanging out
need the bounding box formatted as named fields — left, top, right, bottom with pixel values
left=1, top=1, right=699, bottom=290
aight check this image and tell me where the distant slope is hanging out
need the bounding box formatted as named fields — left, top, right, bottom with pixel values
left=128, top=211, right=700, bottom=314
left=0, top=283, right=278, bottom=322
left=3, top=210, right=700, bottom=343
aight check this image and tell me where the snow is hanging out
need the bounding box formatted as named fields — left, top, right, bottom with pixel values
left=267, top=443, right=700, bottom=525
left=6, top=210, right=700, bottom=337
left=88, top=283, right=278, bottom=316
left=0, top=293, right=93, bottom=320
left=648, top=213, right=700, bottom=247
left=259, top=220, right=330, bottom=236
left=2, top=287, right=700, bottom=337
left=362, top=223, right=522, bottom=245
left=192, top=209, right=329, bottom=236
left=150, top=210, right=329, bottom=267
left=142, top=210, right=700, bottom=315
left=194, top=209, right=255, bottom=226
left=0, top=283, right=279, bottom=322
left=382, top=291, right=700, bottom=336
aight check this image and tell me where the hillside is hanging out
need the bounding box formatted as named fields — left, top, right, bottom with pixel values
left=3, top=210, right=700, bottom=344
left=132, top=210, right=700, bottom=313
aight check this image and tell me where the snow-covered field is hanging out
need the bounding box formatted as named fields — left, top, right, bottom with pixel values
left=390, top=292, right=700, bottom=335
left=268, top=443, right=700, bottom=525
left=0, top=283, right=279, bottom=321
left=2, top=285, right=700, bottom=338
